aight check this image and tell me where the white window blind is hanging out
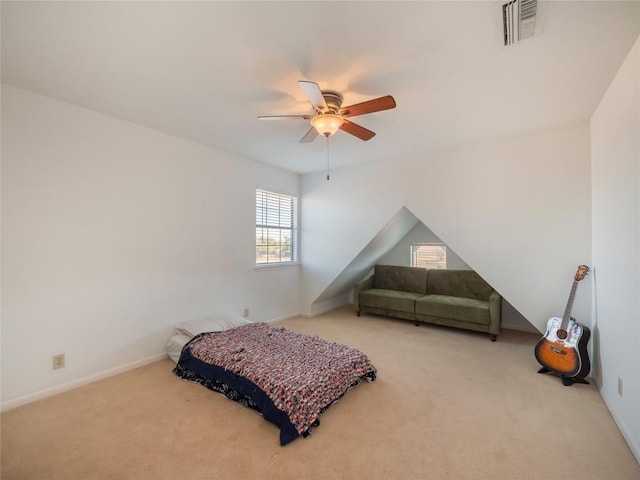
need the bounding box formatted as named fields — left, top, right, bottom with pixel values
left=411, top=244, right=447, bottom=270
left=256, top=189, right=298, bottom=265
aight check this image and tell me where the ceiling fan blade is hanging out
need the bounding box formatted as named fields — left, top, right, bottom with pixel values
left=299, top=126, right=319, bottom=143
left=298, top=81, right=327, bottom=112
left=340, top=119, right=376, bottom=141
left=340, top=95, right=396, bottom=118
left=257, top=114, right=312, bottom=120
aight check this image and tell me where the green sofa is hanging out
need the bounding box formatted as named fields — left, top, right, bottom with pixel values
left=353, top=265, right=502, bottom=341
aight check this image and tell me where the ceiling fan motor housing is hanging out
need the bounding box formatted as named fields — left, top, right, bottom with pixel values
left=321, top=90, right=343, bottom=113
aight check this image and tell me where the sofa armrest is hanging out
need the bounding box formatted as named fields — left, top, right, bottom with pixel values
left=353, top=276, right=375, bottom=313
left=488, top=290, right=502, bottom=336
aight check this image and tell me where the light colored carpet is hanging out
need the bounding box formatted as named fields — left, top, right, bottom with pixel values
left=2, top=306, right=639, bottom=480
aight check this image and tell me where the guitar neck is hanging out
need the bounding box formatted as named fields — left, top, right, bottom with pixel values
left=561, top=281, right=579, bottom=330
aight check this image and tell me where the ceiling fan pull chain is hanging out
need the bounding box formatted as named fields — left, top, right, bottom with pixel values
left=326, top=135, right=330, bottom=181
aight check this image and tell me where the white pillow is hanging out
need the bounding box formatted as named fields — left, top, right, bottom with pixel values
left=166, top=333, right=192, bottom=363
left=175, top=314, right=251, bottom=337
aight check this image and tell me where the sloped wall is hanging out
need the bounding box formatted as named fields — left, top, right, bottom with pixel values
left=300, top=122, right=592, bottom=333
left=379, top=221, right=471, bottom=269
left=310, top=206, right=419, bottom=314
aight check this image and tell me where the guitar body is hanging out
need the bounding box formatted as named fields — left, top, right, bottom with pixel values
left=534, top=316, right=591, bottom=379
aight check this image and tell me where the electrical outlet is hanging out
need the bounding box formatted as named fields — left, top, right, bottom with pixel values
left=617, top=377, right=623, bottom=397
left=243, top=308, right=249, bottom=318
left=53, top=353, right=65, bottom=370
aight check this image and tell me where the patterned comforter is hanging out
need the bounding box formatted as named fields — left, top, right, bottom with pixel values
left=173, top=322, right=377, bottom=445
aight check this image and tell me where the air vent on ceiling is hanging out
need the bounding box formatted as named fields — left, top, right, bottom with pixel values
left=503, top=0, right=537, bottom=46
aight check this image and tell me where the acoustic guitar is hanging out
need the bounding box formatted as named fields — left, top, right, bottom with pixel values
left=534, top=265, right=591, bottom=384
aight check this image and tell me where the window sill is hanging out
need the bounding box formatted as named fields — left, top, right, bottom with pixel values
left=254, top=262, right=300, bottom=271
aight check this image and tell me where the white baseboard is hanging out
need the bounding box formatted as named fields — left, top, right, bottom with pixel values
left=1, top=352, right=167, bottom=412
left=307, top=295, right=350, bottom=317
left=500, top=320, right=540, bottom=333
left=265, top=311, right=301, bottom=323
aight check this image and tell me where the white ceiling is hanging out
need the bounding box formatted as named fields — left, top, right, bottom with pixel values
left=2, top=1, right=639, bottom=174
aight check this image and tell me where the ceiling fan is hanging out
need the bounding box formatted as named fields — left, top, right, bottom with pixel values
left=258, top=80, right=396, bottom=143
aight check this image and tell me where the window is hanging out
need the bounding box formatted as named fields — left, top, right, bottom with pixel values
left=256, top=189, right=298, bottom=266
left=411, top=243, right=447, bottom=270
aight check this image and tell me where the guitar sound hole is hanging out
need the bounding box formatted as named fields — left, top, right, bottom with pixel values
left=557, top=329, right=568, bottom=340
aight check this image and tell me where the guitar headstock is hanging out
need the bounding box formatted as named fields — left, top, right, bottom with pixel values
left=575, top=265, right=590, bottom=281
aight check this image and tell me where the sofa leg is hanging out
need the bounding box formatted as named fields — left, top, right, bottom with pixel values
left=356, top=310, right=361, bottom=317
left=489, top=334, right=497, bottom=342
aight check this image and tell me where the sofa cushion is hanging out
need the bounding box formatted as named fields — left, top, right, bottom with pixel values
left=415, top=294, right=490, bottom=325
left=359, top=289, right=423, bottom=312
left=426, top=269, right=493, bottom=301
left=373, top=265, right=427, bottom=294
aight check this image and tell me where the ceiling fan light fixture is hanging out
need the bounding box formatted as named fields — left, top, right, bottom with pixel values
left=310, top=113, right=344, bottom=137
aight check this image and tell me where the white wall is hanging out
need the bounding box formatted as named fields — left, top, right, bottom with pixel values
left=591, top=35, right=640, bottom=463
left=301, top=123, right=592, bottom=334
left=1, top=86, right=300, bottom=408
